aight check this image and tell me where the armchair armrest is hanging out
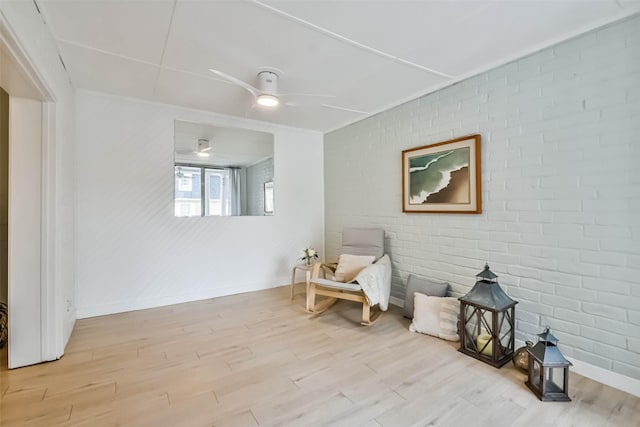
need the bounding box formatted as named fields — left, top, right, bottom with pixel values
left=311, top=262, right=337, bottom=280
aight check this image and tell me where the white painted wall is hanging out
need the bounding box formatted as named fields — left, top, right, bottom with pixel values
left=0, top=0, right=77, bottom=352
left=325, top=15, right=640, bottom=390
left=8, top=97, right=41, bottom=368
left=75, top=91, right=324, bottom=317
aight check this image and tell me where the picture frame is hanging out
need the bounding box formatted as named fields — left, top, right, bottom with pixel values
left=402, top=134, right=481, bottom=214
left=264, top=180, right=274, bottom=214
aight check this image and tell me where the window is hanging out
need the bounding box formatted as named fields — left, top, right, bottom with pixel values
left=178, top=176, right=192, bottom=192
left=204, top=169, right=226, bottom=216
left=174, top=166, right=201, bottom=217
left=175, top=165, right=235, bottom=217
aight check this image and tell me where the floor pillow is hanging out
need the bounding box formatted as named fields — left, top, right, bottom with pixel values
left=403, top=274, right=449, bottom=318
left=409, top=293, right=460, bottom=341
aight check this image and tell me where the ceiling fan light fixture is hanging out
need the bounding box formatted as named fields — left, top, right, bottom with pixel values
left=257, top=94, right=279, bottom=107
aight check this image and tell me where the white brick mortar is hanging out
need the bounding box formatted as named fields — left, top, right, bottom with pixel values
left=324, top=15, right=640, bottom=383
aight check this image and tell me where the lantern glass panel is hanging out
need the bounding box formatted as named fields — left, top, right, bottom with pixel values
left=531, top=360, right=542, bottom=388
left=462, top=305, right=479, bottom=352
left=547, top=367, right=565, bottom=394
left=480, top=310, right=493, bottom=334
left=498, top=312, right=512, bottom=354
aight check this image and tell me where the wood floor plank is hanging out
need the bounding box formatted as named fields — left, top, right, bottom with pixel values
left=1, top=286, right=638, bottom=426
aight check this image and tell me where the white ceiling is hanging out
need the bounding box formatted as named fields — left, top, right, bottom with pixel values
left=174, top=120, right=273, bottom=167
left=39, top=0, right=640, bottom=132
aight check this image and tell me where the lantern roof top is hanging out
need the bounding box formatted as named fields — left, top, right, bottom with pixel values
left=528, top=341, right=572, bottom=367
left=459, top=265, right=517, bottom=310
left=537, top=326, right=558, bottom=344
left=476, top=263, right=498, bottom=280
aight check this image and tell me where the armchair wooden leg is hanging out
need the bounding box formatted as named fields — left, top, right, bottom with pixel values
left=361, top=303, right=371, bottom=324
left=361, top=304, right=383, bottom=326
left=310, top=297, right=338, bottom=316
left=307, top=282, right=339, bottom=314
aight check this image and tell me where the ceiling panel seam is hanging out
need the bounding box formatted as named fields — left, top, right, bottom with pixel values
left=250, top=0, right=454, bottom=79
left=154, top=0, right=179, bottom=97
left=320, top=104, right=369, bottom=115
left=58, top=38, right=237, bottom=88
left=58, top=38, right=160, bottom=68
left=33, top=0, right=74, bottom=86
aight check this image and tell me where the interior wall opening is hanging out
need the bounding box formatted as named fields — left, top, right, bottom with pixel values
left=0, top=86, right=8, bottom=356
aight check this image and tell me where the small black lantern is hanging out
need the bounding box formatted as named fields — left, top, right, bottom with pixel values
left=526, top=326, right=572, bottom=402
left=459, top=264, right=517, bottom=368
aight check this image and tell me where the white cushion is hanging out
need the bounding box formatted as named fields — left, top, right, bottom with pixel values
left=334, top=254, right=375, bottom=283
left=408, top=292, right=441, bottom=337
left=409, top=293, right=460, bottom=341
left=439, top=297, right=460, bottom=341
left=312, top=278, right=362, bottom=291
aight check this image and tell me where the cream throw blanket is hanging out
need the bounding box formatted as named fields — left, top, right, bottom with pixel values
left=352, top=254, right=392, bottom=310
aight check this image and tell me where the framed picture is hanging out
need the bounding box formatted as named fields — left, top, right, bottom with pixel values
left=402, top=134, right=481, bottom=214
left=264, top=180, right=274, bottom=214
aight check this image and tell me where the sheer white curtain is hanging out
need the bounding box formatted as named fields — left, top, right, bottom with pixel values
left=225, top=167, right=242, bottom=216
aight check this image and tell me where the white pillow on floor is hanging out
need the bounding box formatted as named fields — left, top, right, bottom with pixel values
left=409, top=292, right=460, bottom=341
left=409, top=292, right=441, bottom=337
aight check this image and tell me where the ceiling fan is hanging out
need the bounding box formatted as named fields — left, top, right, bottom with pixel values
left=208, top=68, right=368, bottom=114
left=176, top=138, right=212, bottom=158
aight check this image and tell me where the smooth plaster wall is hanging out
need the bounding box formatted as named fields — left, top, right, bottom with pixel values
left=325, top=15, right=640, bottom=381
left=75, top=91, right=324, bottom=317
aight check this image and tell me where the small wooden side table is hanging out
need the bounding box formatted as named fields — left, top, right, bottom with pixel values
left=290, top=263, right=314, bottom=303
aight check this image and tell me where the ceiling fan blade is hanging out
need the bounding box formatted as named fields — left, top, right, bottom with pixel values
left=280, top=92, right=335, bottom=98
left=208, top=68, right=260, bottom=96
left=176, top=148, right=195, bottom=154
left=321, top=103, right=369, bottom=115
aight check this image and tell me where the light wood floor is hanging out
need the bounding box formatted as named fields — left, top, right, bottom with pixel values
left=1, top=285, right=638, bottom=426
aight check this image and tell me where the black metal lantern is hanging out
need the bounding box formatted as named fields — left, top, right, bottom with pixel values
left=526, top=326, right=572, bottom=402
left=458, top=264, right=517, bottom=368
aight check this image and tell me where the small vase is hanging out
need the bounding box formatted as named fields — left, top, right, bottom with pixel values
left=305, top=258, right=312, bottom=266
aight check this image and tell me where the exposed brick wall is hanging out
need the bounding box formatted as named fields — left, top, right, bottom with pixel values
left=324, top=15, right=640, bottom=379
left=246, top=157, right=274, bottom=216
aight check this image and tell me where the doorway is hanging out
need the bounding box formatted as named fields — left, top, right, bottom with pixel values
left=0, top=16, right=59, bottom=368
left=0, top=86, right=7, bottom=358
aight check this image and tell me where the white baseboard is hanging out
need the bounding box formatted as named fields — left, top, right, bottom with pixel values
left=76, top=282, right=275, bottom=319
left=514, top=339, right=640, bottom=398
left=390, top=294, right=640, bottom=397
left=568, top=356, right=640, bottom=398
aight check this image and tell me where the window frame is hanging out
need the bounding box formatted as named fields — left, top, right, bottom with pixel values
left=175, top=163, right=226, bottom=217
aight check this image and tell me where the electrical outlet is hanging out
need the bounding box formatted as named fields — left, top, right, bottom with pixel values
left=66, top=299, right=71, bottom=312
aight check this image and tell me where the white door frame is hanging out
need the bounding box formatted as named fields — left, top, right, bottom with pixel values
left=0, top=10, right=61, bottom=364
left=40, top=101, right=59, bottom=360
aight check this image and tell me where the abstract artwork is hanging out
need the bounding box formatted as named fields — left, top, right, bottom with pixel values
left=402, top=135, right=481, bottom=213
